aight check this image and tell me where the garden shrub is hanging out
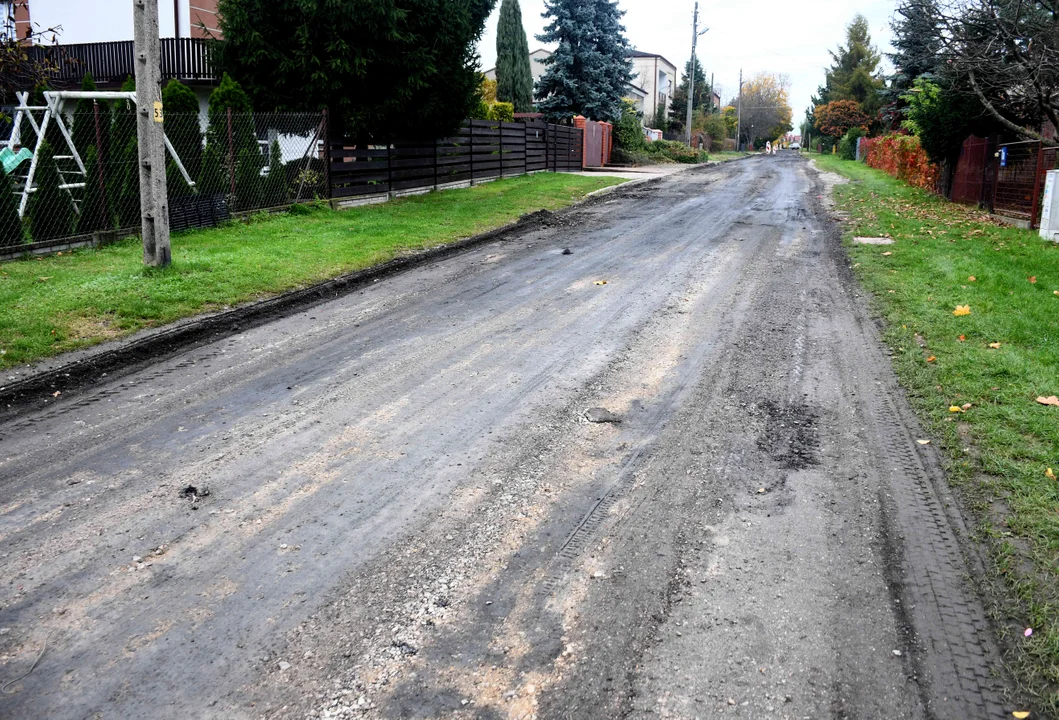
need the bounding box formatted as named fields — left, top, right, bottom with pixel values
left=487, top=102, right=514, bottom=122
left=862, top=134, right=940, bottom=192
left=613, top=100, right=645, bottom=151
left=76, top=145, right=114, bottom=234
left=28, top=141, right=77, bottom=241
left=838, top=127, right=867, bottom=161
left=0, top=167, right=25, bottom=246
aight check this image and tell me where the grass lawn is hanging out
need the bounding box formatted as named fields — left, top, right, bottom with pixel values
left=814, top=153, right=1059, bottom=710
left=0, top=173, right=623, bottom=370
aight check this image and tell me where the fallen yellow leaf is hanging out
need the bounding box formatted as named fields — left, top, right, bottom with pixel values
left=593, top=280, right=608, bottom=286
left=989, top=342, right=1002, bottom=349
left=1028, top=276, right=1037, bottom=284
left=926, top=356, right=936, bottom=363
left=1046, top=468, right=1056, bottom=480
left=962, top=403, right=973, bottom=410
left=968, top=275, right=976, bottom=282
left=953, top=305, right=971, bottom=316
left=1037, top=396, right=1059, bottom=407
left=882, top=251, right=893, bottom=256
left=1013, top=712, right=1030, bottom=719
left=949, top=405, right=965, bottom=413
left=1054, top=290, right=1059, bottom=296
left=917, top=439, right=931, bottom=445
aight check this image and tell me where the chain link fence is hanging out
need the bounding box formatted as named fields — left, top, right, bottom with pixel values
left=1, top=108, right=327, bottom=252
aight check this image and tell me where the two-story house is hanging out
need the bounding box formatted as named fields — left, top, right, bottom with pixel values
left=626, top=50, right=677, bottom=127
left=10, top=0, right=223, bottom=115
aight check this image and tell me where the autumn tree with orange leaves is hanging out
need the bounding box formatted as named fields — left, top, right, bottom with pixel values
left=813, top=99, right=870, bottom=139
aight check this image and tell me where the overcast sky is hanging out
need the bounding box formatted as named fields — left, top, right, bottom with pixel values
left=478, top=0, right=898, bottom=126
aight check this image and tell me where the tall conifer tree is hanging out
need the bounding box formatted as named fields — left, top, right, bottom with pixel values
left=536, top=0, right=630, bottom=122
left=496, top=0, right=534, bottom=113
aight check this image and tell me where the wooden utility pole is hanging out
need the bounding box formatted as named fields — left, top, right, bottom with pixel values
left=684, top=2, right=708, bottom=146
left=737, top=69, right=743, bottom=151
left=133, top=0, right=171, bottom=267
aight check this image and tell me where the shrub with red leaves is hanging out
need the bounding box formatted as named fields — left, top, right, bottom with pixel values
left=862, top=134, right=940, bottom=193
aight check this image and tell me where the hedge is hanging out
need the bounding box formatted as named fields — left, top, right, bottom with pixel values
left=861, top=134, right=940, bottom=193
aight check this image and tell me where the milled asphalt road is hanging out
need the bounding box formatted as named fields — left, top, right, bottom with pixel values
left=0, top=155, right=1013, bottom=719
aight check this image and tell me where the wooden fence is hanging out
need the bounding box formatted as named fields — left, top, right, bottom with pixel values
left=329, top=119, right=584, bottom=200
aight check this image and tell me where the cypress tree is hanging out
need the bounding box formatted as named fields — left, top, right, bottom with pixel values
left=75, top=145, right=113, bottom=234
left=496, top=0, right=534, bottom=113
left=71, top=72, right=103, bottom=156
left=206, top=74, right=259, bottom=205
left=114, top=137, right=141, bottom=228
left=536, top=0, right=631, bottom=122
left=28, top=141, right=76, bottom=241
left=162, top=79, right=203, bottom=180
left=234, top=146, right=263, bottom=211
left=262, top=140, right=288, bottom=206
left=109, top=77, right=140, bottom=227
left=0, top=168, right=25, bottom=247
left=198, top=144, right=225, bottom=195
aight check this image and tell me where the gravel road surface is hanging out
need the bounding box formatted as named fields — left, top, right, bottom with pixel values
left=0, top=155, right=1011, bottom=719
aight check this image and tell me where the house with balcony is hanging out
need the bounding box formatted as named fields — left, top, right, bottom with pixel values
left=10, top=0, right=223, bottom=115
left=626, top=50, right=676, bottom=128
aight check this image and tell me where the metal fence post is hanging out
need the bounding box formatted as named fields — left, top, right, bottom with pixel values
left=499, top=121, right=504, bottom=179
left=433, top=136, right=438, bottom=190
left=227, top=106, right=236, bottom=198
left=322, top=108, right=331, bottom=200
left=469, top=121, right=475, bottom=184
left=1032, top=140, right=1046, bottom=228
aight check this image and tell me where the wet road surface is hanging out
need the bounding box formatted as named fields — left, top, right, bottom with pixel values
left=0, top=155, right=1010, bottom=719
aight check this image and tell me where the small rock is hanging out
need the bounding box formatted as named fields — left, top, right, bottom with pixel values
left=278, top=661, right=291, bottom=671
left=893, top=649, right=902, bottom=657
left=280, top=544, right=288, bottom=550
left=0, top=628, right=9, bottom=635
left=561, top=248, right=573, bottom=255
left=727, top=698, right=736, bottom=706
left=132, top=555, right=142, bottom=563
left=304, top=650, right=314, bottom=659
left=585, top=407, right=621, bottom=424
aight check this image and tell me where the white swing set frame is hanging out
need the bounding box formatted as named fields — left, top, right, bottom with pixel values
left=6, top=90, right=196, bottom=219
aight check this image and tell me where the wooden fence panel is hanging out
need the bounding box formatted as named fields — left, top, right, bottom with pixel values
left=328, top=119, right=584, bottom=199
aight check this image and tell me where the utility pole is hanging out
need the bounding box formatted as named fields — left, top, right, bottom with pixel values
left=684, top=2, right=708, bottom=146
left=133, top=0, right=171, bottom=267
left=736, top=68, right=743, bottom=151
left=710, top=72, right=715, bottom=114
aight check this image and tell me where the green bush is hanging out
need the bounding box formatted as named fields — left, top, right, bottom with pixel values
left=611, top=147, right=658, bottom=165
left=0, top=167, right=26, bottom=247
left=28, top=141, right=77, bottom=241
left=262, top=139, right=288, bottom=206
left=645, top=139, right=708, bottom=163
left=839, top=127, right=867, bottom=161
left=613, top=100, right=645, bottom=151
left=487, top=102, right=514, bottom=122
left=76, top=145, right=113, bottom=234
left=162, top=79, right=203, bottom=180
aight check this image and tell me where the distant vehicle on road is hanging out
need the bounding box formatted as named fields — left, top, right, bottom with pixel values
left=790, top=142, right=801, bottom=150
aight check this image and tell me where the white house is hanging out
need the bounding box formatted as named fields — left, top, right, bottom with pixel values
left=483, top=48, right=553, bottom=93
left=626, top=51, right=677, bottom=126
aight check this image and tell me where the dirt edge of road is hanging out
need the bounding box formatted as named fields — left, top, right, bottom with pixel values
left=807, top=158, right=1026, bottom=714
left=0, top=168, right=711, bottom=423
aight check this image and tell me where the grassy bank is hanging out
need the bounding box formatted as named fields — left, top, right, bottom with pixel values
left=813, top=153, right=1059, bottom=710
left=0, top=173, right=623, bottom=369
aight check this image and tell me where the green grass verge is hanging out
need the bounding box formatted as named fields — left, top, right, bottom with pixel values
left=814, top=153, right=1059, bottom=710
left=0, top=173, right=623, bottom=369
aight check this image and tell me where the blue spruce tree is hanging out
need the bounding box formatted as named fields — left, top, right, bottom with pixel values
left=535, top=0, right=630, bottom=123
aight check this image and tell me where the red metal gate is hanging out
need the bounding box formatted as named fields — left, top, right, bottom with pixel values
left=950, top=136, right=989, bottom=206
left=583, top=121, right=603, bottom=168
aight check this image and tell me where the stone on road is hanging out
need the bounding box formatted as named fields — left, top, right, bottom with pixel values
left=0, top=155, right=1009, bottom=719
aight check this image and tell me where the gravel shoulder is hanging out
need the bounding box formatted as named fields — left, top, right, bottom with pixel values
left=0, top=155, right=1014, bottom=719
